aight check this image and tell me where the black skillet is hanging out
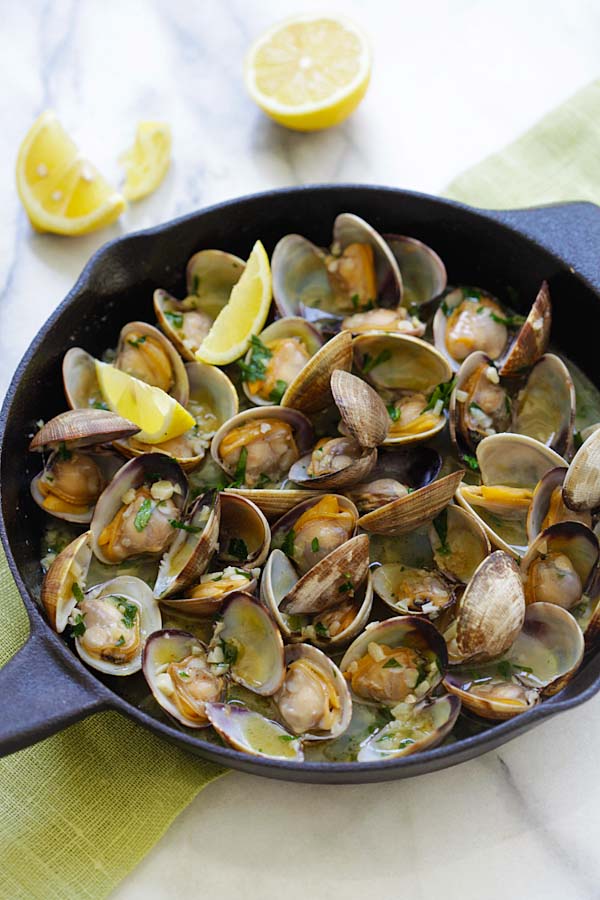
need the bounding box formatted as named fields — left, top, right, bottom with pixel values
left=1, top=185, right=600, bottom=784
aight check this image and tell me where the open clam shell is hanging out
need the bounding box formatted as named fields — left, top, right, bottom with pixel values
left=357, top=694, right=460, bottom=762
left=384, top=234, right=447, bottom=309
left=274, top=644, right=352, bottom=741
left=520, top=522, right=599, bottom=608
left=562, top=427, right=600, bottom=512
left=31, top=448, right=124, bottom=524
left=512, top=354, right=575, bottom=457
left=90, top=453, right=188, bottom=564
left=241, top=317, right=323, bottom=407
left=498, top=281, right=552, bottom=377
left=444, top=602, right=584, bottom=719
left=270, top=493, right=358, bottom=576
left=205, top=703, right=304, bottom=761
left=348, top=445, right=442, bottom=513
left=449, top=352, right=511, bottom=458
left=217, top=493, right=270, bottom=568
left=289, top=440, right=377, bottom=491
left=454, top=551, right=525, bottom=662
left=340, top=616, right=447, bottom=706
left=455, top=433, right=566, bottom=557
left=63, top=347, right=105, bottom=410
left=358, top=469, right=464, bottom=535
left=210, top=593, right=285, bottom=696
left=330, top=369, right=390, bottom=448
left=433, top=287, right=509, bottom=372
left=29, top=409, right=139, bottom=451
left=75, top=576, right=161, bottom=676
left=160, top=568, right=260, bottom=617
left=223, top=487, right=322, bottom=520
left=154, top=491, right=221, bottom=599
left=143, top=629, right=224, bottom=728
left=41, top=531, right=92, bottom=632
left=332, top=213, right=403, bottom=308
left=115, top=321, right=190, bottom=406
left=280, top=330, right=353, bottom=414
left=372, top=564, right=455, bottom=619
left=526, top=466, right=592, bottom=541
left=279, top=534, right=370, bottom=616
left=428, top=504, right=491, bottom=583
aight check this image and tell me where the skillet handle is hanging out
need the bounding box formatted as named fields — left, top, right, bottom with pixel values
left=483, top=201, right=600, bottom=293
left=0, top=632, right=108, bottom=757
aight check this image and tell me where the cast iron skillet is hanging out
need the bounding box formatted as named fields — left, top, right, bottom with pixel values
left=1, top=185, right=600, bottom=784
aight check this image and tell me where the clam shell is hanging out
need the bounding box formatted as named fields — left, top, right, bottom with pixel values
left=520, top=522, right=599, bottom=606
left=357, top=469, right=464, bottom=535
left=271, top=234, right=332, bottom=319
left=330, top=369, right=389, bottom=448
left=241, top=317, right=323, bottom=407
left=160, top=571, right=259, bottom=617
left=432, top=287, right=508, bottom=372
left=562, top=427, right=600, bottom=512
left=428, top=504, right=491, bottom=583
left=289, top=444, right=377, bottom=491
left=280, top=330, right=353, bottom=414
left=526, top=466, right=592, bottom=541
left=512, top=354, right=574, bottom=457
left=354, top=332, right=452, bottom=392
left=498, top=281, right=552, bottom=376
left=372, top=564, right=455, bottom=618
left=270, top=492, right=358, bottom=565
left=29, top=409, right=139, bottom=451
left=154, top=491, right=221, bottom=599
left=279, top=534, right=370, bottom=615
left=31, top=449, right=124, bottom=524
left=384, top=234, right=447, bottom=308
left=347, top=446, right=442, bottom=512
left=455, top=551, right=525, bottom=661
left=332, top=213, right=403, bottom=308
left=357, top=694, right=460, bottom=761
left=217, top=492, right=270, bottom=567
left=116, top=321, right=190, bottom=406
left=76, top=576, right=161, bottom=676
left=63, top=347, right=103, bottom=410
left=41, top=531, right=92, bottom=632
left=448, top=351, right=509, bottom=458
left=143, top=629, right=223, bottom=728
left=223, top=487, right=322, bottom=520
left=205, top=703, right=304, bottom=761
left=275, top=644, right=352, bottom=741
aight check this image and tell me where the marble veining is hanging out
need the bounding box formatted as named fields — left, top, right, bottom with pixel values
left=2, top=1, right=600, bottom=898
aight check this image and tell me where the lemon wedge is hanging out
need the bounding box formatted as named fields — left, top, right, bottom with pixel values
left=120, top=121, right=172, bottom=201
left=95, top=362, right=195, bottom=444
left=244, top=15, right=371, bottom=132
left=195, top=240, right=272, bottom=365
left=16, top=111, right=125, bottom=235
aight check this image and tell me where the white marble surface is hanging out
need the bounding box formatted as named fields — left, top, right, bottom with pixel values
left=2, top=1, right=600, bottom=898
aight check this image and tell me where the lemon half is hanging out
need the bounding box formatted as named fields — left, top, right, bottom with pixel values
left=244, top=16, right=371, bottom=132
left=16, top=111, right=125, bottom=235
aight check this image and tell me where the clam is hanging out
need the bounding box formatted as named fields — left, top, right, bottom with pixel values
left=357, top=695, right=460, bottom=762
left=330, top=369, right=390, bottom=448
left=271, top=213, right=402, bottom=319
left=240, top=317, right=323, bottom=407
left=562, top=426, right=600, bottom=512
left=273, top=644, right=352, bottom=740
left=341, top=307, right=426, bottom=338
left=372, top=564, right=455, bottom=618
left=279, top=534, right=370, bottom=615
left=71, top=575, right=161, bottom=676
left=211, top=406, right=314, bottom=489
left=520, top=522, right=598, bottom=609
left=340, top=616, right=447, bottom=706
left=384, top=234, right=448, bottom=309
left=512, top=354, right=574, bottom=457
left=289, top=436, right=377, bottom=491
left=153, top=491, right=221, bottom=599
left=217, top=493, right=270, bottom=568
left=223, top=486, right=322, bottom=520
left=498, top=281, right=552, bottom=377
left=115, top=321, right=189, bottom=406
left=63, top=347, right=105, bottom=410
left=270, top=493, right=358, bottom=576
left=160, top=567, right=260, bottom=617
left=353, top=333, right=452, bottom=446
left=280, top=330, right=353, bottom=415
left=208, top=593, right=285, bottom=695
left=526, top=467, right=592, bottom=541
left=90, top=453, right=187, bottom=564
left=449, top=353, right=511, bottom=458
left=455, top=433, right=566, bottom=557
left=433, top=287, right=510, bottom=371
left=357, top=469, right=464, bottom=535
left=154, top=249, right=246, bottom=360
left=41, top=531, right=92, bottom=632
left=347, top=445, right=442, bottom=513
left=444, top=602, right=584, bottom=720
left=29, top=409, right=139, bottom=451
left=143, top=629, right=224, bottom=727
left=205, top=703, right=304, bottom=761
left=428, top=505, right=491, bottom=583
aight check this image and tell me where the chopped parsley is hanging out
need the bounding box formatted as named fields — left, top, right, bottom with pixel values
left=92, top=400, right=109, bottom=410
left=229, top=446, right=248, bottom=488
left=338, top=573, right=354, bottom=594
left=234, top=568, right=253, bottom=580
left=228, top=537, right=248, bottom=561
left=164, top=310, right=184, bottom=329
left=314, top=622, right=329, bottom=638
left=279, top=734, right=296, bottom=742
left=57, top=442, right=72, bottom=461
left=238, top=335, right=272, bottom=383
left=351, top=293, right=360, bottom=310
left=386, top=402, right=401, bottom=422
left=281, top=529, right=295, bottom=558
left=496, top=660, right=533, bottom=680
left=573, top=430, right=583, bottom=451
left=134, top=498, right=154, bottom=532
left=440, top=299, right=452, bottom=317
left=71, top=582, right=84, bottom=604
left=255, top=473, right=271, bottom=489
left=169, top=519, right=202, bottom=534
left=127, top=335, right=147, bottom=348
left=422, top=377, right=456, bottom=413
left=469, top=401, right=483, bottom=412
left=116, top=598, right=138, bottom=629
left=462, top=454, right=480, bottom=472
left=269, top=380, right=288, bottom=404
left=490, top=312, right=527, bottom=328
left=311, top=537, right=320, bottom=553
left=362, top=349, right=392, bottom=374
left=432, top=509, right=450, bottom=555
left=505, top=395, right=512, bottom=416
left=382, top=657, right=401, bottom=669
left=462, top=286, right=482, bottom=301
left=115, top=635, right=126, bottom=647
left=221, top=639, right=238, bottom=666
left=178, top=670, right=190, bottom=679
left=70, top=613, right=86, bottom=638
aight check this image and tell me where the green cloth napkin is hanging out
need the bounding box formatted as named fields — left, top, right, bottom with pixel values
left=2, top=76, right=600, bottom=900
left=446, top=79, right=600, bottom=207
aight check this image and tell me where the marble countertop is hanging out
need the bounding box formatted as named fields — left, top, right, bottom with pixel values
left=2, top=1, right=600, bottom=898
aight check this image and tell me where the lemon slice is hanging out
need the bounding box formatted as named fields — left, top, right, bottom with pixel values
left=16, top=111, right=125, bottom=235
left=95, top=362, right=195, bottom=444
left=244, top=16, right=371, bottom=132
left=195, top=240, right=272, bottom=365
left=120, top=121, right=172, bottom=201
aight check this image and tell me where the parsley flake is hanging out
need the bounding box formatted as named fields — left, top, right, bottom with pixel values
left=238, top=335, right=272, bottom=383
left=169, top=519, right=202, bottom=534
left=228, top=537, right=248, bottom=561
left=281, top=529, right=295, bottom=558
left=269, top=380, right=288, bottom=404
left=164, top=310, right=184, bottom=329
left=462, top=454, right=480, bottom=471
left=362, top=349, right=392, bottom=374
left=432, top=509, right=450, bottom=555
left=134, top=498, right=154, bottom=532
left=311, top=536, right=320, bottom=553
left=71, top=583, right=84, bottom=604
